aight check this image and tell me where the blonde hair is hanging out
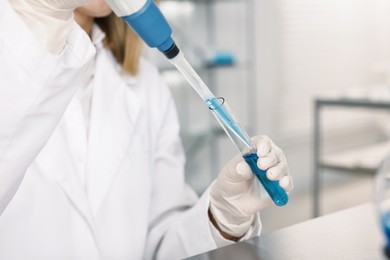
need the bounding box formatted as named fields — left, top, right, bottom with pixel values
left=96, top=14, right=143, bottom=76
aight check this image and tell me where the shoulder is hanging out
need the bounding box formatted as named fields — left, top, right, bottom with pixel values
left=136, top=57, right=172, bottom=98
left=101, top=48, right=172, bottom=104
left=139, top=57, right=160, bottom=77
left=99, top=46, right=158, bottom=76
left=137, top=58, right=168, bottom=92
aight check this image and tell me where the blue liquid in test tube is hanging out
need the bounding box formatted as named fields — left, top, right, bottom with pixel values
left=206, top=97, right=288, bottom=207
left=382, top=211, right=390, bottom=257
left=243, top=153, right=288, bottom=206
left=205, top=97, right=252, bottom=149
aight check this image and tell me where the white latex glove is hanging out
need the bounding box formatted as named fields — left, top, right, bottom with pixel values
left=10, top=0, right=92, bottom=54
left=209, top=135, right=293, bottom=238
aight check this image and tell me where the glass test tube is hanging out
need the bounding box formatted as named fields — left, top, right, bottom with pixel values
left=208, top=97, right=288, bottom=206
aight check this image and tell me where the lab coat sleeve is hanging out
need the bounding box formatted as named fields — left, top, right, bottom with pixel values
left=0, top=1, right=95, bottom=215
left=209, top=210, right=262, bottom=247
left=143, top=67, right=261, bottom=259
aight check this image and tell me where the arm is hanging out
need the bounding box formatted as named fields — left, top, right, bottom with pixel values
left=0, top=0, right=95, bottom=214
left=143, top=69, right=293, bottom=259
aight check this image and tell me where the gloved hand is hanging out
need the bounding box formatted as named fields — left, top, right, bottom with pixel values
left=10, top=0, right=92, bottom=54
left=209, top=135, right=293, bottom=238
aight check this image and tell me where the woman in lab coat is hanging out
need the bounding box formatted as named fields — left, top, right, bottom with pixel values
left=0, top=0, right=293, bottom=259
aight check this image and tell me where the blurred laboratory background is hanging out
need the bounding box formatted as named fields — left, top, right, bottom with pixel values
left=146, top=0, right=390, bottom=233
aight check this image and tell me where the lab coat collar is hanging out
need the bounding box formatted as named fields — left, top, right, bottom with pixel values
left=32, top=25, right=142, bottom=234
left=37, top=121, right=96, bottom=227
left=85, top=48, right=143, bottom=215
left=120, top=70, right=138, bottom=86
left=91, top=24, right=106, bottom=50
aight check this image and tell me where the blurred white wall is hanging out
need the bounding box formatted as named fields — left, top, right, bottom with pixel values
left=254, top=0, right=390, bottom=192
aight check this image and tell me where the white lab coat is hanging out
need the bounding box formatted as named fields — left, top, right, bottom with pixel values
left=0, top=1, right=245, bottom=259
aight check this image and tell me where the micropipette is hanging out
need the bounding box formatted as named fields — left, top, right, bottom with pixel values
left=106, top=0, right=288, bottom=206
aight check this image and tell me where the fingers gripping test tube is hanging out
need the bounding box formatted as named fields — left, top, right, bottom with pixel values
left=208, top=98, right=288, bottom=206
left=243, top=153, right=289, bottom=206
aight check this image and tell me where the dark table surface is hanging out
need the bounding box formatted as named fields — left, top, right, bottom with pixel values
left=188, top=203, right=387, bottom=260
